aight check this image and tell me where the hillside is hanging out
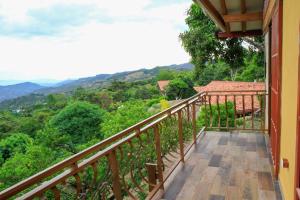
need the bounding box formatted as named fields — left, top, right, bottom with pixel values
left=38, top=63, right=193, bottom=94
left=0, top=63, right=193, bottom=109
left=0, top=82, right=44, bottom=102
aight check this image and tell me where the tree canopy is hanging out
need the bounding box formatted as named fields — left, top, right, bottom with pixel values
left=50, top=101, right=105, bottom=144
left=180, top=3, right=264, bottom=84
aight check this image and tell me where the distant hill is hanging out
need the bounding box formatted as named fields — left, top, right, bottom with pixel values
left=0, top=63, right=194, bottom=107
left=38, top=63, right=194, bottom=94
left=0, top=82, right=44, bottom=102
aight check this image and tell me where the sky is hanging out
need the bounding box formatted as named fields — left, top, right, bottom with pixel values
left=0, top=0, right=191, bottom=81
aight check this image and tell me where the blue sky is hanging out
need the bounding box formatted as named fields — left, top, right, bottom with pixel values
left=0, top=0, right=191, bottom=80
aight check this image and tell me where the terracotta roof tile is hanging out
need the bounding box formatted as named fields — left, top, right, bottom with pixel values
left=157, top=80, right=170, bottom=91
left=195, top=81, right=266, bottom=114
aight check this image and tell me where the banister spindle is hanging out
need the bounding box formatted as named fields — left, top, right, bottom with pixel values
left=242, top=95, right=245, bottom=129
left=153, top=125, right=164, bottom=189
left=51, top=186, right=61, bottom=200
left=108, top=150, right=122, bottom=200
left=204, top=95, right=208, bottom=130
left=209, top=95, right=213, bottom=128
left=187, top=104, right=190, bottom=122
left=233, top=95, right=237, bottom=128
left=192, top=102, right=197, bottom=144
left=217, top=95, right=220, bottom=128
left=225, top=95, right=228, bottom=128
left=177, top=110, right=184, bottom=162
left=260, top=94, right=264, bottom=131
left=251, top=95, right=254, bottom=129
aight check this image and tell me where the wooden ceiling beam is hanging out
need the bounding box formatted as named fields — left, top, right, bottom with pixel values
left=217, top=30, right=262, bottom=38
left=223, top=12, right=263, bottom=22
left=195, top=0, right=226, bottom=32
left=263, top=0, right=276, bottom=33
left=219, top=0, right=230, bottom=33
left=240, top=0, right=247, bottom=32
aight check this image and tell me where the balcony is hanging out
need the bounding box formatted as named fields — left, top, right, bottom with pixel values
left=0, top=90, right=282, bottom=200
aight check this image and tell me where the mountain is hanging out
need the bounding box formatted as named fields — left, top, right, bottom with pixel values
left=0, top=82, right=45, bottom=102
left=38, top=63, right=194, bottom=94
left=0, top=63, right=194, bottom=107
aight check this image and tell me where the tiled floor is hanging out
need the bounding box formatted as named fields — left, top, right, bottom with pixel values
left=163, top=131, right=282, bottom=200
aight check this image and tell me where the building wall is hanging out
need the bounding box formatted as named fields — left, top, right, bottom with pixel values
left=279, top=0, right=300, bottom=199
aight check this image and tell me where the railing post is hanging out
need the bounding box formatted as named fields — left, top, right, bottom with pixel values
left=178, top=110, right=184, bottom=162
left=192, top=102, right=197, bottom=144
left=153, top=125, right=164, bottom=189
left=146, top=163, right=157, bottom=192
left=108, top=150, right=122, bottom=200
left=187, top=105, right=190, bottom=122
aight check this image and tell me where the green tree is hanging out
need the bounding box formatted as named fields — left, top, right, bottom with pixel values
left=200, top=60, right=231, bottom=85
left=198, top=102, right=235, bottom=128
left=180, top=3, right=263, bottom=83
left=50, top=101, right=105, bottom=144
left=156, top=69, right=175, bottom=81
left=0, top=145, right=56, bottom=190
left=101, top=100, right=151, bottom=138
left=165, top=77, right=196, bottom=100
left=236, top=53, right=265, bottom=81
left=0, top=133, right=33, bottom=165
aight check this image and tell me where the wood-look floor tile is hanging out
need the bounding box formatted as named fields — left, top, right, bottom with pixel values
left=218, top=136, right=228, bottom=145
left=210, top=175, right=227, bottom=196
left=209, top=194, right=225, bottom=200
left=258, top=172, right=274, bottom=191
left=192, top=181, right=212, bottom=200
left=241, top=171, right=258, bottom=200
left=208, top=155, right=222, bottom=167
left=258, top=190, right=276, bottom=200
left=226, top=186, right=241, bottom=200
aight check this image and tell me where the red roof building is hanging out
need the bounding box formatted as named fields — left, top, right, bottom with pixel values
left=194, top=81, right=266, bottom=114
left=157, top=80, right=170, bottom=92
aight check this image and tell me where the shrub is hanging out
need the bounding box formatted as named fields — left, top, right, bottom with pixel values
left=50, top=101, right=105, bottom=144
left=198, top=102, right=235, bottom=128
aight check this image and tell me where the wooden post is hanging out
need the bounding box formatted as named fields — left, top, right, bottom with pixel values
left=217, top=95, right=221, bottom=128
left=178, top=110, right=184, bottom=162
left=225, top=95, right=228, bottom=128
left=251, top=95, right=254, bottom=129
left=192, top=103, right=197, bottom=144
left=234, top=95, right=237, bottom=128
left=242, top=95, right=246, bottom=129
left=187, top=105, right=190, bottom=122
left=260, top=94, right=264, bottom=131
left=209, top=95, right=213, bottom=128
left=108, top=150, right=122, bottom=200
left=204, top=94, right=208, bottom=130
left=146, top=163, right=157, bottom=192
left=153, top=125, right=164, bottom=189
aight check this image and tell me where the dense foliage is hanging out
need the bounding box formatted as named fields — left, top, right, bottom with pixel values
left=180, top=3, right=265, bottom=85
left=0, top=79, right=162, bottom=191
left=197, top=102, right=235, bottom=128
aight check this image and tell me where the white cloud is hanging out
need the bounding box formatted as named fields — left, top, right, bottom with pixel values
left=0, top=0, right=191, bottom=80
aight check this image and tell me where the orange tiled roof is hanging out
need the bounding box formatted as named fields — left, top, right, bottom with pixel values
left=193, top=81, right=265, bottom=93
left=157, top=80, right=170, bottom=91
left=194, top=81, right=266, bottom=114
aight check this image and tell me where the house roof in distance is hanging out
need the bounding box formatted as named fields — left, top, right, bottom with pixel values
left=157, top=80, right=170, bottom=91
left=194, top=81, right=266, bottom=113
left=193, top=80, right=265, bottom=93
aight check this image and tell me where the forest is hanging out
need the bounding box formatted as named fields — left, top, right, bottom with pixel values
left=0, top=3, right=265, bottom=193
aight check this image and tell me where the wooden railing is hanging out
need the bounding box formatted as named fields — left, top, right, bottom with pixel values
left=0, top=90, right=267, bottom=200
left=202, top=90, right=268, bottom=132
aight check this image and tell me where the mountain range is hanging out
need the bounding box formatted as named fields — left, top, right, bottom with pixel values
left=0, top=63, right=193, bottom=104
